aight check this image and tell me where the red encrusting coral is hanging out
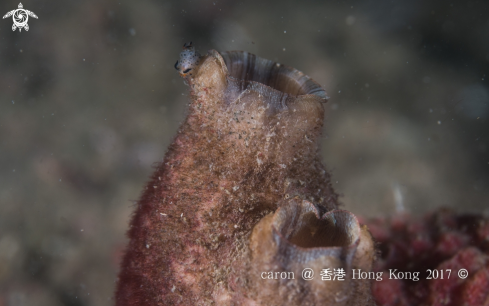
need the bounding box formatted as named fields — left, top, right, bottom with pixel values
left=365, top=210, right=489, bottom=306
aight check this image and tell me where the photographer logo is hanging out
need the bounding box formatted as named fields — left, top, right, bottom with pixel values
left=3, top=3, right=38, bottom=32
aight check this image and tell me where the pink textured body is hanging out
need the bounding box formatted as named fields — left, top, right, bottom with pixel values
left=115, top=49, right=375, bottom=305
left=115, top=46, right=488, bottom=305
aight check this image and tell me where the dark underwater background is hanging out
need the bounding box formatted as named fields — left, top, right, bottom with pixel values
left=0, top=0, right=488, bottom=305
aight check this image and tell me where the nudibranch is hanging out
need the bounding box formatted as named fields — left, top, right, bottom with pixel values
left=174, top=42, right=202, bottom=77
left=115, top=45, right=376, bottom=305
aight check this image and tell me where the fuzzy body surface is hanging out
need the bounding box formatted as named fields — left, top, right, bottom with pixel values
left=115, top=49, right=375, bottom=305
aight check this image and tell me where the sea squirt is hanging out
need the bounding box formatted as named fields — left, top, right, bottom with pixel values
left=115, top=44, right=376, bottom=305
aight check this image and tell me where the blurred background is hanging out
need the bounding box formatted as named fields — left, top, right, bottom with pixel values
left=0, top=0, right=488, bottom=305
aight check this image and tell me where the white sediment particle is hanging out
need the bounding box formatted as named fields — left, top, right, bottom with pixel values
left=233, top=186, right=239, bottom=191
left=392, top=182, right=405, bottom=213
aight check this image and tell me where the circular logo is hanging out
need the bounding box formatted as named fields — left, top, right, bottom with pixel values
left=302, top=268, right=314, bottom=280
left=458, top=269, right=468, bottom=279
left=13, top=10, right=28, bottom=27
